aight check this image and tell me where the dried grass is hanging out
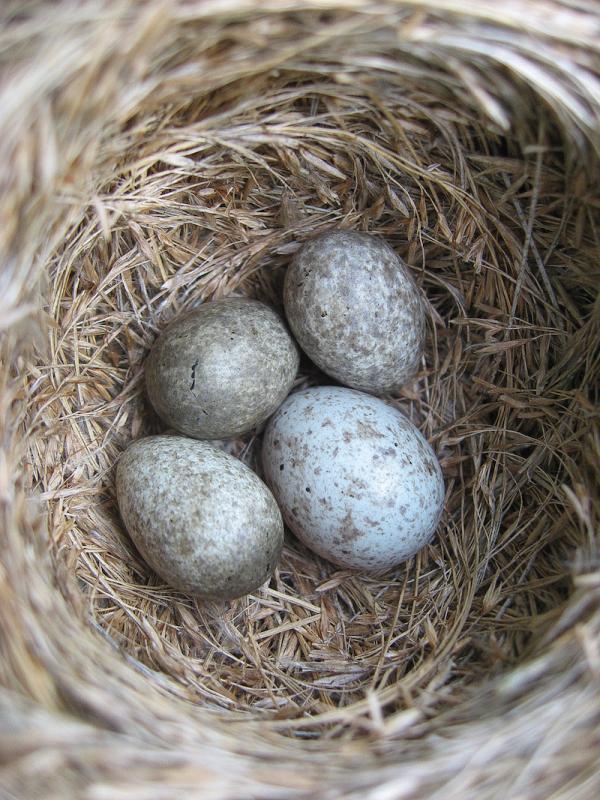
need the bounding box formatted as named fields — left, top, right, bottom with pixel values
left=1, top=1, right=599, bottom=798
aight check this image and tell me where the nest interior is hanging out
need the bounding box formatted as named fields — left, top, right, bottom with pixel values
left=1, top=2, right=600, bottom=799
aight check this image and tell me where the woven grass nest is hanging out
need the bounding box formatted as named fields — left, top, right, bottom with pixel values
left=1, top=1, right=600, bottom=798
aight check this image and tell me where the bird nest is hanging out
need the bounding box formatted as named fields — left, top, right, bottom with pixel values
left=1, top=2, right=599, bottom=799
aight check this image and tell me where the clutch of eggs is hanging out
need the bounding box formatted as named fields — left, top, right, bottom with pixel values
left=114, top=230, right=443, bottom=598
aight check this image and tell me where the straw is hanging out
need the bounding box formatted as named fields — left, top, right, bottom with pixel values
left=0, top=1, right=599, bottom=798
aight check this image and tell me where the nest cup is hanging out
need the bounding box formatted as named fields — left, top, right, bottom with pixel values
left=1, top=2, right=599, bottom=798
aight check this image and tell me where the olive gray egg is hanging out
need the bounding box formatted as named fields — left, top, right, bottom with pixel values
left=116, top=435, right=284, bottom=599
left=262, top=386, right=444, bottom=572
left=146, top=298, right=299, bottom=439
left=284, top=230, right=425, bottom=394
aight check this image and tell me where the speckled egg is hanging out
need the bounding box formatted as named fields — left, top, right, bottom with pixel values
left=262, top=386, right=444, bottom=572
left=146, top=298, right=299, bottom=439
left=284, top=230, right=425, bottom=394
left=116, top=435, right=284, bottom=599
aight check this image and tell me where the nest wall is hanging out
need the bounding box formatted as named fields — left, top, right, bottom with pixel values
left=1, top=2, right=599, bottom=799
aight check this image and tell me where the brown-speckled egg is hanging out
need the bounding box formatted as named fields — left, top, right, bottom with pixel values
left=116, top=435, right=284, bottom=599
left=284, top=230, right=424, bottom=394
left=146, top=298, right=299, bottom=439
left=262, top=386, right=444, bottom=572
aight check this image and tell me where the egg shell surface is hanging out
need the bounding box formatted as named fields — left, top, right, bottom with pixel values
left=262, top=386, right=444, bottom=571
left=284, top=230, right=425, bottom=394
left=116, top=435, right=284, bottom=599
left=145, top=297, right=299, bottom=439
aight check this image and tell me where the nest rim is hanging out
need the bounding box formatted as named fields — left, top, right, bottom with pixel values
left=1, top=2, right=600, bottom=799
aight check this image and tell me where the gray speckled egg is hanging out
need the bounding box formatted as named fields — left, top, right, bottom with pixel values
left=146, top=298, right=299, bottom=439
left=284, top=230, right=425, bottom=394
left=116, top=435, right=284, bottom=599
left=262, top=386, right=444, bottom=572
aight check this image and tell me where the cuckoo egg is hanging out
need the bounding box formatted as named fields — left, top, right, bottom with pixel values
left=116, top=435, right=284, bottom=599
left=145, top=297, right=299, bottom=440
left=262, top=386, right=444, bottom=571
left=284, top=230, right=425, bottom=394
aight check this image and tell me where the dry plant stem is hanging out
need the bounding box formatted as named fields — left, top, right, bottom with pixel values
left=0, top=2, right=599, bottom=800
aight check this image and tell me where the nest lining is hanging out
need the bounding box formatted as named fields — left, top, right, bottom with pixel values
left=1, top=2, right=600, bottom=799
